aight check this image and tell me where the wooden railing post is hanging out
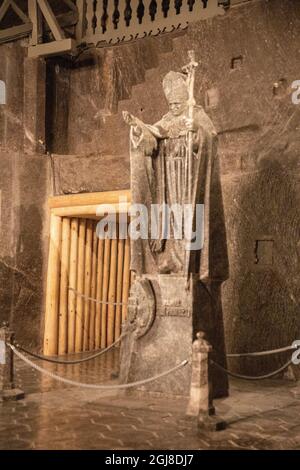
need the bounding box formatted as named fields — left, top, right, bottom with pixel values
left=0, top=323, right=24, bottom=401
left=43, top=214, right=62, bottom=356
left=85, top=0, right=94, bottom=37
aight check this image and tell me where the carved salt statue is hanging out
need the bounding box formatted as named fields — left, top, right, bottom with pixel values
left=120, top=52, right=228, bottom=398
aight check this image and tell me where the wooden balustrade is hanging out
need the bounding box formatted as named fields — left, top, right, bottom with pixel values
left=0, top=1, right=251, bottom=54
left=80, top=0, right=225, bottom=46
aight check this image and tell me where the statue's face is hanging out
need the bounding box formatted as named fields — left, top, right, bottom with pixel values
left=168, top=101, right=187, bottom=117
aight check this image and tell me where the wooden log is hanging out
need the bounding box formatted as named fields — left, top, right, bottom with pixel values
left=89, top=223, right=98, bottom=350
left=49, top=189, right=131, bottom=209
left=28, top=0, right=42, bottom=46
left=43, top=214, right=62, bottom=356
left=114, top=237, right=125, bottom=341
left=101, top=238, right=111, bottom=349
left=75, top=218, right=86, bottom=352
left=95, top=237, right=104, bottom=349
left=58, top=218, right=71, bottom=355
left=37, top=0, right=65, bottom=41
left=107, top=238, right=118, bottom=346
left=121, top=237, right=131, bottom=324
left=67, top=218, right=78, bottom=354
left=52, top=202, right=130, bottom=218
left=83, top=219, right=93, bottom=351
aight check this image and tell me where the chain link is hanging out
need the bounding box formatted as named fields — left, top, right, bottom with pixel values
left=227, top=344, right=296, bottom=358
left=10, top=344, right=188, bottom=390
left=211, top=359, right=293, bottom=381
left=68, top=287, right=128, bottom=306
left=13, top=333, right=127, bottom=365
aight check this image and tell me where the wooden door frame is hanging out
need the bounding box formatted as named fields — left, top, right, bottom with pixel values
left=43, top=190, right=131, bottom=355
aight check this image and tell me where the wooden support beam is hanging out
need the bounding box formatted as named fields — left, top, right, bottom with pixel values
left=58, top=218, right=71, bottom=355
left=115, top=238, right=125, bottom=341
left=89, top=224, right=98, bottom=350
left=68, top=218, right=79, bottom=353
left=0, top=24, right=32, bottom=44
left=28, top=0, right=42, bottom=46
left=37, top=0, right=65, bottom=41
left=95, top=238, right=104, bottom=349
left=107, top=238, right=118, bottom=346
left=0, top=0, right=29, bottom=26
left=28, top=38, right=76, bottom=58
left=28, top=1, right=79, bottom=58
left=83, top=219, right=93, bottom=351
left=101, top=238, right=111, bottom=349
left=121, top=237, right=131, bottom=324
left=49, top=190, right=131, bottom=210
left=10, top=0, right=30, bottom=24
left=52, top=203, right=130, bottom=219
left=0, top=0, right=11, bottom=23
left=44, top=214, right=62, bottom=356
left=75, top=219, right=86, bottom=352
left=0, top=7, right=78, bottom=46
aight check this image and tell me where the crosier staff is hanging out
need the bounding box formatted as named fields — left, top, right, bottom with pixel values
left=182, top=50, right=199, bottom=278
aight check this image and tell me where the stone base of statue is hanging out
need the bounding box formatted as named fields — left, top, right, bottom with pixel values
left=120, top=274, right=228, bottom=398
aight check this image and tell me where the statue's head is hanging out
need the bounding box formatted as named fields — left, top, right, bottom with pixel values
left=163, top=71, right=189, bottom=117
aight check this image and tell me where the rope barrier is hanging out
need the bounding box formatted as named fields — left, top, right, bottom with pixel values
left=10, top=344, right=188, bottom=390
left=13, top=333, right=126, bottom=365
left=211, top=359, right=293, bottom=381
left=13, top=329, right=298, bottom=367
left=227, top=344, right=297, bottom=358
left=68, top=287, right=128, bottom=306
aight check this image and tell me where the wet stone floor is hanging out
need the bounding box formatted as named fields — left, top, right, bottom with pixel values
left=1, top=349, right=300, bottom=450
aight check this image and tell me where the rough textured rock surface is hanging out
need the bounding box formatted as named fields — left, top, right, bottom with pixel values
left=0, top=0, right=299, bottom=373
left=0, top=43, right=51, bottom=349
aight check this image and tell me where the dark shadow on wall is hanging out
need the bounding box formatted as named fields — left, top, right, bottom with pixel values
left=194, top=153, right=230, bottom=397
left=45, top=58, right=73, bottom=155
left=210, top=153, right=230, bottom=395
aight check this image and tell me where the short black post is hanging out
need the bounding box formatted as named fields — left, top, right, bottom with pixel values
left=0, top=323, right=24, bottom=401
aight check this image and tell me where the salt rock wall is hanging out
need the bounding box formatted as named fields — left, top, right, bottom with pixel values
left=0, top=42, right=50, bottom=349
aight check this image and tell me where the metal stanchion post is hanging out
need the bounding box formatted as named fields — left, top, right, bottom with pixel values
left=187, top=331, right=226, bottom=431
left=0, top=323, right=24, bottom=401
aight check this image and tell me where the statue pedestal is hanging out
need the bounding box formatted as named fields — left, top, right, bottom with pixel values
left=120, top=274, right=228, bottom=398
